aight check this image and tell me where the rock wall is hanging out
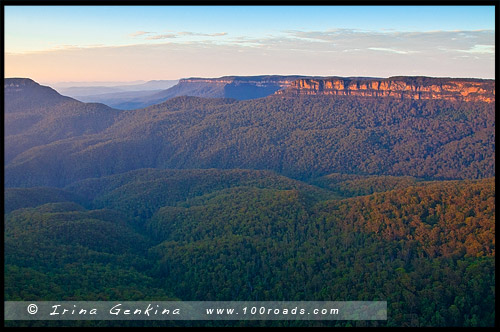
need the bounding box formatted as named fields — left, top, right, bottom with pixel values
left=276, top=77, right=495, bottom=103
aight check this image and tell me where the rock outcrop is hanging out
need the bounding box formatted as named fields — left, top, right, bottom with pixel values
left=4, top=78, right=41, bottom=92
left=5, top=78, right=79, bottom=112
left=276, top=76, right=495, bottom=103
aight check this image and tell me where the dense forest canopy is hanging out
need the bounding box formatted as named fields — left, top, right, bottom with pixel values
left=5, top=92, right=495, bottom=187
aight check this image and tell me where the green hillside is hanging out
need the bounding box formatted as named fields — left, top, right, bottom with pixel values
left=5, top=89, right=495, bottom=187
left=4, top=175, right=495, bottom=326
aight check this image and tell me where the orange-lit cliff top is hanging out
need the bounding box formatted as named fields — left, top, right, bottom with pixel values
left=276, top=76, right=495, bottom=103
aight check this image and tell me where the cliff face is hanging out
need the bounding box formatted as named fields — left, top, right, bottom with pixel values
left=276, top=77, right=495, bottom=103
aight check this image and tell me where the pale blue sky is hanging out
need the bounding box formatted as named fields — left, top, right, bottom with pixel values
left=4, top=6, right=495, bottom=82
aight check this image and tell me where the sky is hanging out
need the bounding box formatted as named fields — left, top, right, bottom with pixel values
left=4, top=5, right=496, bottom=84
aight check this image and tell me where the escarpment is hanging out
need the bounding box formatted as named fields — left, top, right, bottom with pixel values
left=276, top=76, right=495, bottom=103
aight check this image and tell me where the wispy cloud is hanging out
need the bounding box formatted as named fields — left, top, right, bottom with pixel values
left=6, top=29, right=495, bottom=81
left=282, top=29, right=495, bottom=54
left=456, top=44, right=494, bottom=54
left=133, top=31, right=228, bottom=41
left=368, top=47, right=417, bottom=55
left=146, top=34, right=177, bottom=40
left=129, top=31, right=152, bottom=38
left=177, top=31, right=228, bottom=37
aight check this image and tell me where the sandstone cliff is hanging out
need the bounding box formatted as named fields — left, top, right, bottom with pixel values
left=276, top=76, right=495, bottom=103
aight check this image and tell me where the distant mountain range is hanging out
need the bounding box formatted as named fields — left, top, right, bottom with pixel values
left=53, top=80, right=179, bottom=96
left=61, top=75, right=307, bottom=110
left=51, top=80, right=179, bottom=110
left=131, top=75, right=307, bottom=108
left=47, top=75, right=495, bottom=110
